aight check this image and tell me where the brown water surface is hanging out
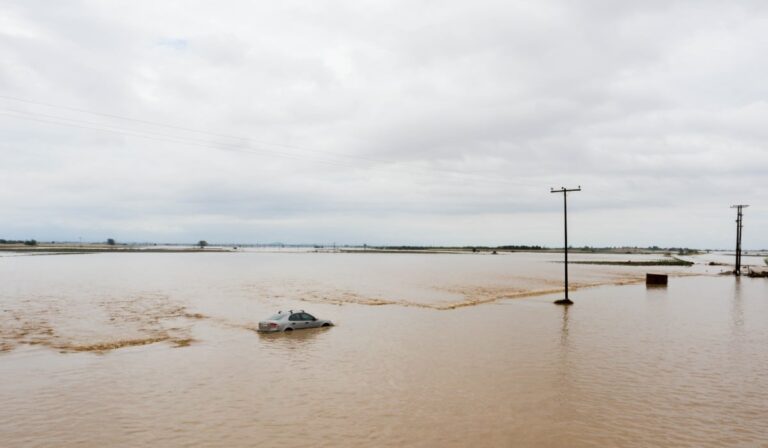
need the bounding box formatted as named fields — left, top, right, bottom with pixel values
left=1, top=251, right=766, bottom=446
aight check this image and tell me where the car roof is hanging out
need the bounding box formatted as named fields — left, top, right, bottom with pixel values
left=273, top=310, right=309, bottom=315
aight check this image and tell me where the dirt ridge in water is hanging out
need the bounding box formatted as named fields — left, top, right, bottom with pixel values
left=0, top=293, right=208, bottom=354
left=280, top=276, right=658, bottom=310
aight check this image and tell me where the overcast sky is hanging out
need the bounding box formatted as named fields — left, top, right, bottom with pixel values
left=1, top=0, right=766, bottom=248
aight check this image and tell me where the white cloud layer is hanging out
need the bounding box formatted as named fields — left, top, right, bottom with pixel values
left=1, top=0, right=766, bottom=247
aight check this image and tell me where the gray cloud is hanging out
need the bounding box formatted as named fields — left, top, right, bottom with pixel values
left=0, top=0, right=766, bottom=247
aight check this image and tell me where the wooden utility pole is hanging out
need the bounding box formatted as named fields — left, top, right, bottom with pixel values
left=551, top=186, right=581, bottom=305
left=731, top=204, right=749, bottom=276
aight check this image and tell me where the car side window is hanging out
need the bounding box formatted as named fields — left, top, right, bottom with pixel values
left=302, top=313, right=315, bottom=321
left=288, top=313, right=302, bottom=321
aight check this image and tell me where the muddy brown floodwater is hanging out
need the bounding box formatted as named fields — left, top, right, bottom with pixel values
left=1, top=251, right=767, bottom=447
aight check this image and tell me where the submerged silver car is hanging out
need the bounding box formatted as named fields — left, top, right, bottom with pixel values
left=257, top=310, right=333, bottom=333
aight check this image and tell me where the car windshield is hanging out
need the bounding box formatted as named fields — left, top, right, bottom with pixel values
left=268, top=313, right=286, bottom=320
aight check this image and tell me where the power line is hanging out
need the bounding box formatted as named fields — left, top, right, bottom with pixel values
left=0, top=102, right=525, bottom=187
left=0, top=94, right=490, bottom=175
left=0, top=95, right=390, bottom=165
left=0, top=108, right=362, bottom=166
left=0, top=110, right=350, bottom=168
left=0, top=94, right=281, bottom=143
left=0, top=109, right=519, bottom=185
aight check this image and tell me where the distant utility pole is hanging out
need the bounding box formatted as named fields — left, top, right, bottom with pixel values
left=551, top=186, right=581, bottom=305
left=731, top=204, right=749, bottom=276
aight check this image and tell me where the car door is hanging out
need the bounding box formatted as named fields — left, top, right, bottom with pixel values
left=288, top=312, right=302, bottom=329
left=302, top=313, right=320, bottom=328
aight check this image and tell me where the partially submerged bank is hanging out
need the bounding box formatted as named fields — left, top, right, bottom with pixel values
left=569, top=258, right=694, bottom=266
left=747, top=268, right=768, bottom=278
left=339, top=247, right=703, bottom=256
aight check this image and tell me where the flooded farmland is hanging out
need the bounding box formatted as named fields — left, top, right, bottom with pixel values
left=1, top=250, right=767, bottom=447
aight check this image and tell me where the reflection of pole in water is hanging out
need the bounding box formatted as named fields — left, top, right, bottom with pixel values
left=560, top=304, right=570, bottom=346
left=554, top=304, right=573, bottom=410
left=731, top=277, right=745, bottom=337
left=551, top=186, right=581, bottom=305
left=730, top=204, right=748, bottom=276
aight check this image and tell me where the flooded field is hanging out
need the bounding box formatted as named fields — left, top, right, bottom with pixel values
left=1, top=251, right=767, bottom=447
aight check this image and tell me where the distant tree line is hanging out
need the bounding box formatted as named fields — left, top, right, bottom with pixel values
left=366, top=245, right=702, bottom=254
left=0, top=239, right=37, bottom=246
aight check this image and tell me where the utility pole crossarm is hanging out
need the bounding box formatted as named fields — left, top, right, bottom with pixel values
left=551, top=186, right=582, bottom=194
